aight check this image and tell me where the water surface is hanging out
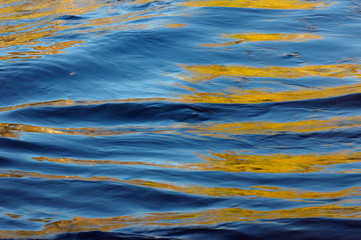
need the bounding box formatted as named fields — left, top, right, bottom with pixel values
left=1, top=0, right=361, bottom=239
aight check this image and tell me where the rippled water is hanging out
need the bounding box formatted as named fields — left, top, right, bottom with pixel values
left=1, top=0, right=361, bottom=239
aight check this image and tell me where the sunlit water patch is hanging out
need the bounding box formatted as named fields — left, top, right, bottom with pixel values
left=1, top=0, right=361, bottom=239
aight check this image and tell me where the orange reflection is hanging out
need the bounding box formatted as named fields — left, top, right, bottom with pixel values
left=1, top=205, right=360, bottom=239
left=202, top=32, right=322, bottom=47
left=180, top=0, right=331, bottom=9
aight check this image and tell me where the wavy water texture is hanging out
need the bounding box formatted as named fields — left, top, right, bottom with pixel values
left=1, top=0, right=361, bottom=239
left=3, top=112, right=361, bottom=139
left=2, top=205, right=361, bottom=239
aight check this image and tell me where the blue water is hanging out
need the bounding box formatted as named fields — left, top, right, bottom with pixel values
left=1, top=0, right=361, bottom=239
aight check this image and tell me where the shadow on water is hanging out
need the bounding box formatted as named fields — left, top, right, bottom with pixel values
left=1, top=0, right=361, bottom=239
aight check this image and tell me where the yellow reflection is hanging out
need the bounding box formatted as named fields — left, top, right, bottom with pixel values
left=177, top=63, right=361, bottom=104
left=0, top=98, right=168, bottom=113
left=1, top=168, right=360, bottom=237
left=123, top=179, right=361, bottom=201
left=184, top=115, right=361, bottom=136
left=4, top=83, right=361, bottom=113
left=0, top=0, right=107, bottom=21
left=165, top=23, right=187, bottom=28
left=0, top=21, right=65, bottom=49
left=0, top=40, right=86, bottom=61
left=0, top=169, right=121, bottom=183
left=32, top=156, right=179, bottom=169
left=31, top=40, right=85, bottom=54
left=194, top=151, right=361, bottom=173
left=3, top=107, right=361, bottom=140
left=0, top=99, right=75, bottom=113
left=0, top=0, right=175, bottom=60
left=181, top=64, right=361, bottom=82
left=0, top=0, right=105, bottom=59
left=177, top=81, right=361, bottom=104
left=0, top=122, right=171, bottom=139
left=180, top=0, right=331, bottom=9
left=202, top=32, right=322, bottom=47
left=1, top=205, right=360, bottom=239
left=32, top=149, right=361, bottom=174
left=5, top=167, right=359, bottom=201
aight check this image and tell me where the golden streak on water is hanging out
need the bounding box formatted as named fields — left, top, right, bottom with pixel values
left=165, top=23, right=188, bottom=28
left=0, top=40, right=86, bottom=60
left=179, top=0, right=332, bottom=9
left=0, top=0, right=107, bottom=21
left=0, top=1, right=105, bottom=59
left=1, top=0, right=359, bottom=238
left=0, top=98, right=170, bottom=113
left=31, top=149, right=361, bottom=174
left=0, top=122, right=172, bottom=139
left=2, top=112, right=361, bottom=139
left=122, top=179, right=361, bottom=200
left=174, top=63, right=361, bottom=104
left=194, top=151, right=361, bottom=173
left=177, top=82, right=361, bottom=104
left=180, top=64, right=361, bottom=81
left=0, top=0, right=179, bottom=60
left=4, top=167, right=360, bottom=201
left=0, top=169, right=121, bottom=183
left=32, top=156, right=181, bottom=169
left=1, top=204, right=360, bottom=238
left=2, top=82, right=361, bottom=113
left=182, top=115, right=361, bottom=136
left=201, top=32, right=323, bottom=47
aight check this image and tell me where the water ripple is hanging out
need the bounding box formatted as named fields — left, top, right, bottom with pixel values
left=1, top=0, right=361, bottom=239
